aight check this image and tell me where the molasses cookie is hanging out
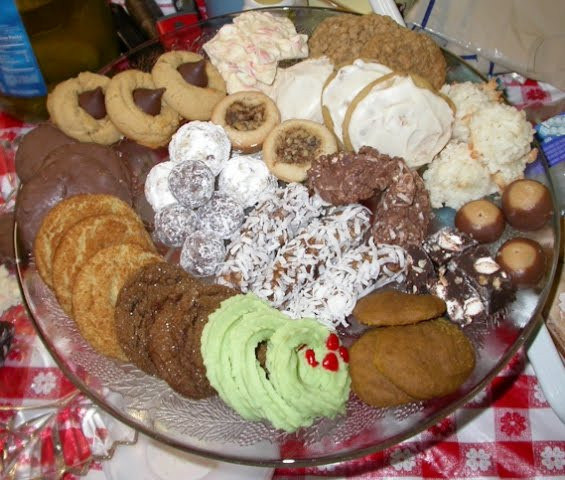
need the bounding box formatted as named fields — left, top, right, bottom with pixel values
left=72, top=244, right=162, bottom=360
left=148, top=283, right=236, bottom=399
left=105, top=70, right=180, bottom=148
left=350, top=329, right=416, bottom=407
left=152, top=51, right=226, bottom=121
left=115, top=262, right=199, bottom=375
left=353, top=289, right=446, bottom=326
left=46, top=72, right=122, bottom=145
left=372, top=318, right=475, bottom=400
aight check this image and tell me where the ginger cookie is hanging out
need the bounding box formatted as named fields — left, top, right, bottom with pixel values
left=152, top=51, right=226, bottom=121
left=34, top=194, right=139, bottom=288
left=105, top=69, right=180, bottom=148
left=72, top=244, right=162, bottom=360
left=372, top=318, right=476, bottom=400
left=115, top=262, right=201, bottom=375
left=350, top=329, right=416, bottom=407
left=148, top=283, right=236, bottom=399
left=353, top=289, right=446, bottom=326
left=46, top=72, right=122, bottom=145
left=52, top=213, right=155, bottom=315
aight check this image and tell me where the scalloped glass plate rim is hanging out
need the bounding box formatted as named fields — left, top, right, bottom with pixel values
left=14, top=6, right=562, bottom=468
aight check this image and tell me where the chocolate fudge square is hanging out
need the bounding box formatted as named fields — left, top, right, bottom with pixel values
left=448, top=245, right=516, bottom=314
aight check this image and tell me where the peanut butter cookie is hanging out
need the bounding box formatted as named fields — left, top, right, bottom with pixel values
left=152, top=51, right=226, bottom=121
left=105, top=70, right=180, bottom=148
left=46, top=72, right=122, bottom=145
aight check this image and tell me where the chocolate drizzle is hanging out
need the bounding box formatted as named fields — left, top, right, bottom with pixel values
left=133, top=88, right=165, bottom=116
left=177, top=60, right=208, bottom=88
left=78, top=87, right=107, bottom=119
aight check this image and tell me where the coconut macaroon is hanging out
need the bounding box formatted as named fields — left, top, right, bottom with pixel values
left=440, top=80, right=501, bottom=141
left=343, top=73, right=453, bottom=168
left=468, top=103, right=536, bottom=188
left=423, top=141, right=498, bottom=210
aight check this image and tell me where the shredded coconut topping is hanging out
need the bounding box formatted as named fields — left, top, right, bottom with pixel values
left=256, top=203, right=372, bottom=310
left=216, top=184, right=326, bottom=292
left=285, top=239, right=407, bottom=329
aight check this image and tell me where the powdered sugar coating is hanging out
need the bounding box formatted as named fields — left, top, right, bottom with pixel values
left=197, top=192, right=245, bottom=239
left=286, top=239, right=407, bottom=329
left=144, top=161, right=177, bottom=212
left=168, top=121, right=231, bottom=176
left=168, top=160, right=215, bottom=209
left=154, top=203, right=198, bottom=247
left=180, top=230, right=225, bottom=277
left=217, top=153, right=277, bottom=208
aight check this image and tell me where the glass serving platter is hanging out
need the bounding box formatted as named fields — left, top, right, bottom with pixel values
left=15, top=6, right=561, bottom=468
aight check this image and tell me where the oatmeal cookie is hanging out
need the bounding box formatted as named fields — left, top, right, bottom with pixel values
left=46, top=72, right=122, bottom=145
left=360, top=30, right=446, bottom=89
left=308, top=13, right=401, bottom=66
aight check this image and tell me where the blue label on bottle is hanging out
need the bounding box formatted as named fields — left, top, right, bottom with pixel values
left=0, top=0, right=47, bottom=97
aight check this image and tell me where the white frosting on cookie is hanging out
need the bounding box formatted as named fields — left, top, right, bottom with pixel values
left=322, top=59, right=391, bottom=142
left=168, top=121, right=231, bottom=176
left=267, top=57, right=334, bottom=124
left=144, top=161, right=177, bottom=212
left=346, top=74, right=453, bottom=168
left=218, top=153, right=277, bottom=208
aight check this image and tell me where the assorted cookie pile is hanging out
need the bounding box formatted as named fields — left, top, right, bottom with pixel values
left=15, top=10, right=557, bottom=430
left=33, top=194, right=162, bottom=359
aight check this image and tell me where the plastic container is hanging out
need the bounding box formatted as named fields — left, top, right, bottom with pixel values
left=0, top=0, right=119, bottom=121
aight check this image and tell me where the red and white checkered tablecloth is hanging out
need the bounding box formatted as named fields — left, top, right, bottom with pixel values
left=1, top=79, right=564, bottom=480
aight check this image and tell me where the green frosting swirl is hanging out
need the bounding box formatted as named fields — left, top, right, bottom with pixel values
left=201, top=293, right=351, bottom=432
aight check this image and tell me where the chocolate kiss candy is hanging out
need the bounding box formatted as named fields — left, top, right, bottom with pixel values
left=133, top=88, right=165, bottom=116
left=177, top=59, right=208, bottom=88
left=78, top=86, right=107, bottom=119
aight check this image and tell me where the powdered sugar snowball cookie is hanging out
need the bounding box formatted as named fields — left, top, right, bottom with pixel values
left=168, top=159, right=215, bottom=209
left=168, top=121, right=231, bottom=176
left=154, top=203, right=198, bottom=247
left=180, top=230, right=225, bottom=277
left=423, top=141, right=498, bottom=210
left=343, top=73, right=454, bottom=168
left=468, top=102, right=536, bottom=189
left=144, top=161, right=177, bottom=212
left=218, top=153, right=277, bottom=208
left=196, top=192, right=245, bottom=239
left=440, top=80, right=501, bottom=141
